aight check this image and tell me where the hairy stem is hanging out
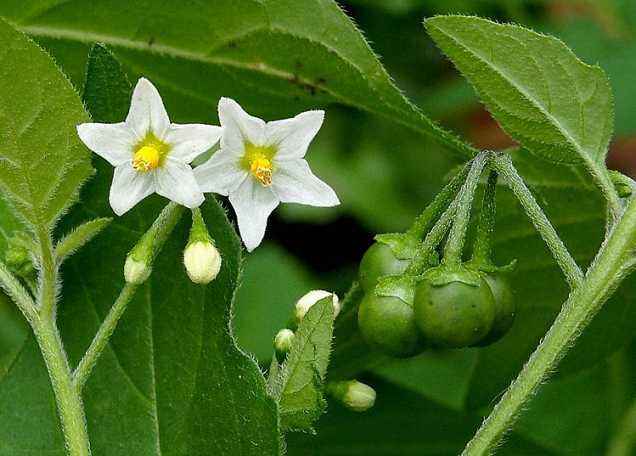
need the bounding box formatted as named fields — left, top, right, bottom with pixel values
left=33, top=315, right=91, bottom=456
left=462, top=194, right=636, bottom=455
left=73, top=283, right=137, bottom=391
left=37, top=227, right=58, bottom=318
left=0, top=260, right=37, bottom=323
left=586, top=158, right=623, bottom=225
left=493, top=154, right=584, bottom=288
left=406, top=198, right=458, bottom=275
left=470, top=170, right=498, bottom=266
left=443, top=152, right=488, bottom=265
left=407, top=162, right=470, bottom=239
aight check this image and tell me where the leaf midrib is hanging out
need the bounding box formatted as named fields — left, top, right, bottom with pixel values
left=428, top=21, right=601, bottom=166
left=15, top=24, right=378, bottom=114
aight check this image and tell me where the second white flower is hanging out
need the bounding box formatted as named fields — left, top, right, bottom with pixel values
left=194, top=98, right=340, bottom=251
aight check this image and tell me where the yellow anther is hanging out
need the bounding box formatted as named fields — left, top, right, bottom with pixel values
left=133, top=146, right=160, bottom=172
left=250, top=156, right=273, bottom=186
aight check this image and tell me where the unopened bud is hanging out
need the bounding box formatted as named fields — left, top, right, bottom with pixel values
left=184, top=241, right=222, bottom=284
left=295, top=290, right=340, bottom=323
left=123, top=203, right=183, bottom=284
left=124, top=256, right=151, bottom=284
left=328, top=380, right=376, bottom=412
left=5, top=232, right=35, bottom=277
left=274, top=328, right=295, bottom=359
left=183, top=208, right=221, bottom=285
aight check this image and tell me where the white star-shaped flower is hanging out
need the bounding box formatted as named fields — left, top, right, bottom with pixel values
left=194, top=98, right=339, bottom=251
left=77, top=78, right=221, bottom=215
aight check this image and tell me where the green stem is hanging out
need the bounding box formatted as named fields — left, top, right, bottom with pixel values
left=493, top=154, right=583, bottom=289
left=0, top=260, right=37, bottom=324
left=586, top=157, right=623, bottom=225
left=470, top=170, right=498, bottom=266
left=462, top=194, right=636, bottom=456
left=37, top=227, right=58, bottom=318
left=406, top=196, right=458, bottom=275
left=443, top=152, right=489, bottom=265
left=407, top=162, right=470, bottom=239
left=73, top=283, right=138, bottom=391
left=32, top=315, right=91, bottom=456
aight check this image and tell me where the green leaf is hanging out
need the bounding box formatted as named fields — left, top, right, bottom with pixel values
left=0, top=0, right=473, bottom=158
left=55, top=217, right=111, bottom=263
left=274, top=297, right=335, bottom=432
left=0, top=43, right=281, bottom=455
left=0, top=18, right=91, bottom=232
left=425, top=15, right=613, bottom=166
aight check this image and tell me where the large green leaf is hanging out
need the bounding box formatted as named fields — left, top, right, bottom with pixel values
left=0, top=0, right=470, bottom=157
left=425, top=15, right=613, bottom=166
left=0, top=44, right=281, bottom=455
left=0, top=18, right=91, bottom=232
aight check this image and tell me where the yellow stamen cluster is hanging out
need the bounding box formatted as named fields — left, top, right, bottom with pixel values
left=250, top=156, right=273, bottom=186
left=133, top=145, right=160, bottom=172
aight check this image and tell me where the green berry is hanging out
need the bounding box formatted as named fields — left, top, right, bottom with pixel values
left=477, top=273, right=515, bottom=346
left=413, top=265, right=495, bottom=348
left=359, top=242, right=410, bottom=292
left=358, top=292, right=423, bottom=357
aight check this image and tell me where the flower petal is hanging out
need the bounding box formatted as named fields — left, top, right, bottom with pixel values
left=109, top=162, right=155, bottom=216
left=266, top=110, right=324, bottom=161
left=126, top=78, right=170, bottom=139
left=194, top=149, right=248, bottom=196
left=218, top=97, right=266, bottom=155
left=272, top=159, right=339, bottom=207
left=165, top=123, right=223, bottom=163
left=155, top=158, right=205, bottom=209
left=228, top=178, right=279, bottom=252
left=76, top=122, right=135, bottom=166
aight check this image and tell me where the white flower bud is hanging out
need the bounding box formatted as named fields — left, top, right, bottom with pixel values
left=183, top=241, right=222, bottom=285
left=342, top=380, right=376, bottom=412
left=329, top=380, right=376, bottom=412
left=274, top=328, right=295, bottom=358
left=295, top=290, right=340, bottom=323
left=124, top=256, right=151, bottom=284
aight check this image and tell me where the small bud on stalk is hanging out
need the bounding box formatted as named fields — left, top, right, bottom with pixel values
left=328, top=380, right=376, bottom=412
left=274, top=328, right=295, bottom=360
left=294, top=290, right=340, bottom=324
left=5, top=232, right=35, bottom=278
left=124, top=256, right=151, bottom=284
left=124, top=203, right=183, bottom=284
left=184, top=208, right=222, bottom=284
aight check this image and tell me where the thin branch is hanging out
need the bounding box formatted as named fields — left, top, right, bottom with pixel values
left=493, top=154, right=583, bottom=289
left=0, top=260, right=37, bottom=323
left=73, top=283, right=137, bottom=391
left=462, top=192, right=636, bottom=455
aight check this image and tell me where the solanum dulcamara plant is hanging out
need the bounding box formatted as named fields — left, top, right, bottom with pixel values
left=0, top=4, right=635, bottom=456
